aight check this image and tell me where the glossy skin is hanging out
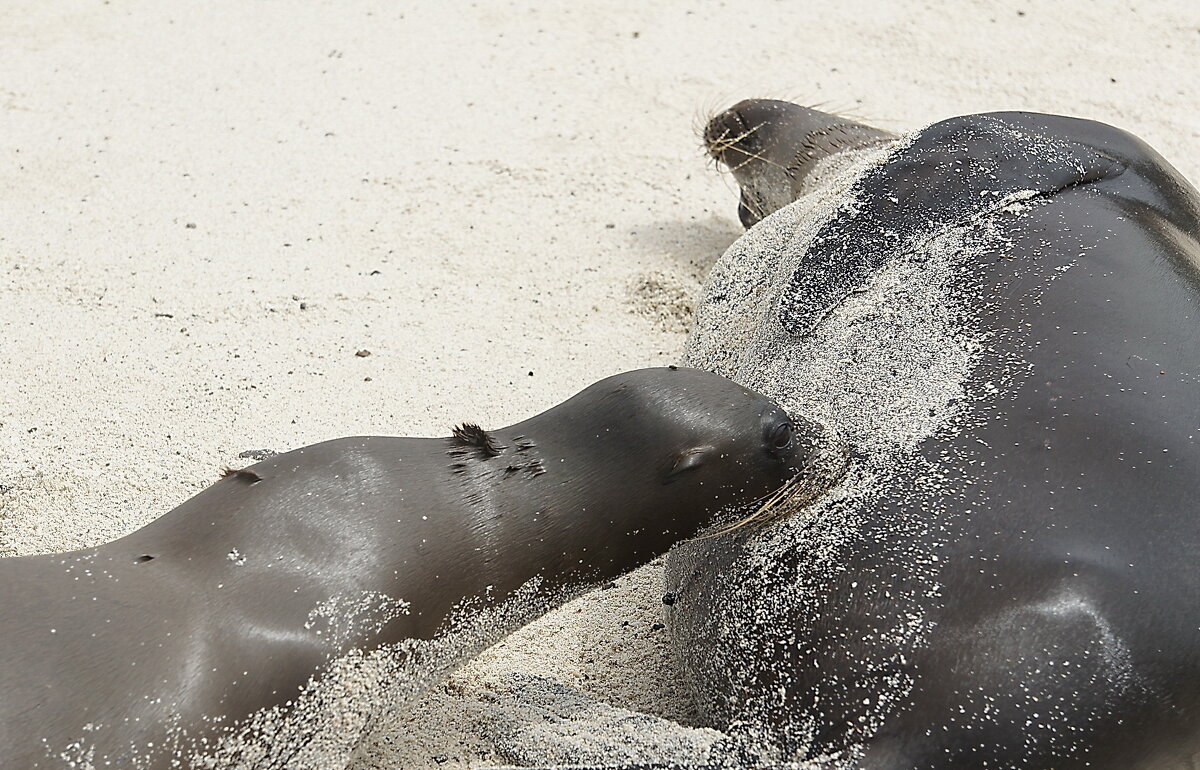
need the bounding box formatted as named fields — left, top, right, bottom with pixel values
left=668, top=105, right=1200, bottom=769
left=0, top=367, right=816, bottom=769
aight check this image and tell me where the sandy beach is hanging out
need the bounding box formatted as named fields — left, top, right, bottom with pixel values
left=3, top=0, right=1198, bottom=767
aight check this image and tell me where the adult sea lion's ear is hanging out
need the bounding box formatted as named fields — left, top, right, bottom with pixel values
left=667, top=446, right=714, bottom=482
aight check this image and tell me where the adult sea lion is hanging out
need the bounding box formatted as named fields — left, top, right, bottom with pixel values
left=0, top=367, right=832, bottom=769
left=665, top=101, right=1200, bottom=769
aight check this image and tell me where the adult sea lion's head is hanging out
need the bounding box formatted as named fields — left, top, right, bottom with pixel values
left=703, top=98, right=894, bottom=227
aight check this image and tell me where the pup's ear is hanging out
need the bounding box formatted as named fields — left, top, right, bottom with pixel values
left=667, top=446, right=715, bottom=482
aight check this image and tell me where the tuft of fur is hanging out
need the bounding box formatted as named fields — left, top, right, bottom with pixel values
left=220, top=466, right=263, bottom=484
left=450, top=423, right=502, bottom=458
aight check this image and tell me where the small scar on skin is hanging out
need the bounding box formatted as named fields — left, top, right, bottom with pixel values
left=136, top=554, right=156, bottom=563
left=221, top=466, right=263, bottom=484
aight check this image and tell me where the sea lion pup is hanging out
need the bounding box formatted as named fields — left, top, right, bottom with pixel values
left=668, top=102, right=1200, bottom=769
left=0, top=367, right=837, bottom=770
left=703, top=98, right=894, bottom=228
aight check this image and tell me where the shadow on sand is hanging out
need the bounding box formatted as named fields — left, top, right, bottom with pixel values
left=627, top=214, right=744, bottom=276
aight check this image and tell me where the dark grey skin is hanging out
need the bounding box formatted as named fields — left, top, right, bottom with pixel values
left=668, top=102, right=1200, bottom=768
left=702, top=99, right=894, bottom=228
left=0, top=367, right=820, bottom=769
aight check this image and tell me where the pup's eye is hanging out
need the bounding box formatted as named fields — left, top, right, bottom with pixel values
left=767, top=422, right=793, bottom=451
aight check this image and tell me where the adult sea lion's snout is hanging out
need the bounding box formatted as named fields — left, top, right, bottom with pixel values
left=704, top=98, right=895, bottom=227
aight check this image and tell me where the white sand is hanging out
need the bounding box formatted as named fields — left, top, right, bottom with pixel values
left=2, top=1, right=1198, bottom=767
